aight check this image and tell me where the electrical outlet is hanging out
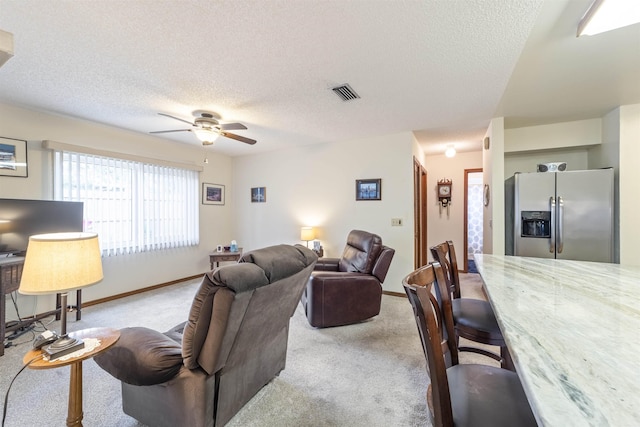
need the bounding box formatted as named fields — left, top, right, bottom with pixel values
left=391, top=218, right=403, bottom=226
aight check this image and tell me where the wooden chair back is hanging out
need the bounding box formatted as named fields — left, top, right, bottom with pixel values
left=430, top=241, right=461, bottom=299
left=402, top=262, right=458, bottom=427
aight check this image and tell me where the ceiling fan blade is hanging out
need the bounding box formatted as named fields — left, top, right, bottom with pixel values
left=150, top=129, right=192, bottom=134
left=158, top=113, right=195, bottom=126
left=218, top=122, right=247, bottom=131
left=220, top=132, right=257, bottom=145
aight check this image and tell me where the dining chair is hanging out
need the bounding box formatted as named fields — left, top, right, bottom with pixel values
left=403, top=263, right=537, bottom=427
left=430, top=241, right=512, bottom=369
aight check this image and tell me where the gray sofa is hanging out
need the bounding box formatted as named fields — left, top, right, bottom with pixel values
left=95, top=244, right=317, bottom=427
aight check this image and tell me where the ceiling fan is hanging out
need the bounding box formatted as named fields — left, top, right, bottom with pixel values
left=150, top=111, right=256, bottom=145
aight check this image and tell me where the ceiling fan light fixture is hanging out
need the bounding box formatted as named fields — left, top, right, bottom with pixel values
left=152, top=111, right=256, bottom=145
left=193, top=127, right=219, bottom=144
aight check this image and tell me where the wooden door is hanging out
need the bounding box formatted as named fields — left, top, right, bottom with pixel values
left=414, top=157, right=428, bottom=268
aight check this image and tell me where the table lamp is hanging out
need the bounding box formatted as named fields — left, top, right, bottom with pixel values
left=19, top=232, right=103, bottom=360
left=300, top=227, right=315, bottom=248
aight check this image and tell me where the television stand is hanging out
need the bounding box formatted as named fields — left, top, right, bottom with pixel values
left=1, top=257, right=82, bottom=356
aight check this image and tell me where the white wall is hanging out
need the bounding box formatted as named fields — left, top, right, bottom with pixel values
left=231, top=132, right=416, bottom=294
left=589, top=108, right=621, bottom=263
left=618, top=104, right=640, bottom=265
left=0, top=102, right=234, bottom=318
left=424, top=151, right=482, bottom=262
left=483, top=118, right=505, bottom=255
left=412, top=134, right=426, bottom=166
left=504, top=118, right=601, bottom=153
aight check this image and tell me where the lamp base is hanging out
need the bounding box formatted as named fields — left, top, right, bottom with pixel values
left=43, top=335, right=85, bottom=360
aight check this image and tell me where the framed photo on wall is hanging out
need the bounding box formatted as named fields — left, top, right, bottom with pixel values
left=251, top=187, right=266, bottom=203
left=0, top=136, right=28, bottom=178
left=202, top=183, right=225, bottom=205
left=355, top=178, right=381, bottom=201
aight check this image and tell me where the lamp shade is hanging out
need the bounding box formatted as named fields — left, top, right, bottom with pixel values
left=19, top=232, right=103, bottom=295
left=300, top=227, right=315, bottom=241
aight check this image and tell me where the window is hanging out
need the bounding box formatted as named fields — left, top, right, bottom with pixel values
left=53, top=150, right=199, bottom=256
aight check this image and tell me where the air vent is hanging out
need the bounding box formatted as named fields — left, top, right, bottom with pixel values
left=332, top=84, right=360, bottom=101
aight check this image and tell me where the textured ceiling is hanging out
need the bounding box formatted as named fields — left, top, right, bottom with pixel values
left=0, top=0, right=638, bottom=157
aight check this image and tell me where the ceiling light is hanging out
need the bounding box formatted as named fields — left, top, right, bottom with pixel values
left=445, top=145, right=456, bottom=158
left=578, top=0, right=640, bottom=36
left=193, top=128, right=220, bottom=145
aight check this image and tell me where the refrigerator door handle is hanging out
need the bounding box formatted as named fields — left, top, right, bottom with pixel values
left=549, top=196, right=555, bottom=253
left=557, top=196, right=564, bottom=253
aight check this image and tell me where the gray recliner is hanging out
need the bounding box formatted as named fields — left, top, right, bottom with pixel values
left=95, top=244, right=317, bottom=427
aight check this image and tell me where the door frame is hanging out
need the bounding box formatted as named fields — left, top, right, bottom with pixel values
left=413, top=157, right=428, bottom=268
left=464, top=168, right=483, bottom=273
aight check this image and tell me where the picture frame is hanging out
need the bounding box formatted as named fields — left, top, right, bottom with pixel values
left=202, top=183, right=225, bottom=205
left=355, top=178, right=381, bottom=201
left=251, top=187, right=266, bottom=203
left=0, top=136, right=28, bottom=178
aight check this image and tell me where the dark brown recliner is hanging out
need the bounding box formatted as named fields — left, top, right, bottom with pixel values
left=95, top=244, right=317, bottom=427
left=301, top=230, right=395, bottom=328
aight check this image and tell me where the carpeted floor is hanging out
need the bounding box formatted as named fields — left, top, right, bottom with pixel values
left=0, top=272, right=495, bottom=427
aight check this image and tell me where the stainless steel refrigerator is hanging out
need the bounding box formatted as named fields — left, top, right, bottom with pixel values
left=505, top=168, right=614, bottom=262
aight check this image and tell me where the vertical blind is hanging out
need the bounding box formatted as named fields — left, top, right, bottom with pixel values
left=53, top=150, right=199, bottom=256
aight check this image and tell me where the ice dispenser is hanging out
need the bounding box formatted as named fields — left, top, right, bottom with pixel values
left=521, top=211, right=551, bottom=238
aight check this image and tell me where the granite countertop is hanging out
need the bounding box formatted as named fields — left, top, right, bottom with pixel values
left=474, top=254, right=640, bottom=427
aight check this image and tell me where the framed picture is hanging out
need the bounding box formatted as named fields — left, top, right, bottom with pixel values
left=355, top=178, right=381, bottom=201
left=251, top=187, right=266, bottom=203
left=0, top=136, right=28, bottom=178
left=202, top=183, right=225, bottom=205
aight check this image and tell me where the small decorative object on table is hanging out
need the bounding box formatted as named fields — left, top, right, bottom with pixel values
left=312, top=242, right=324, bottom=258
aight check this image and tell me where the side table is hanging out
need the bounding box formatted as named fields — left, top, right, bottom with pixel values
left=209, top=248, right=243, bottom=270
left=23, top=327, right=120, bottom=427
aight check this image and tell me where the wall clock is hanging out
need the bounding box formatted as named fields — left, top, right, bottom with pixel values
left=437, top=179, right=452, bottom=207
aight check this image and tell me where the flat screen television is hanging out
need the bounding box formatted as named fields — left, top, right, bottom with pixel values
left=0, top=198, right=84, bottom=256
